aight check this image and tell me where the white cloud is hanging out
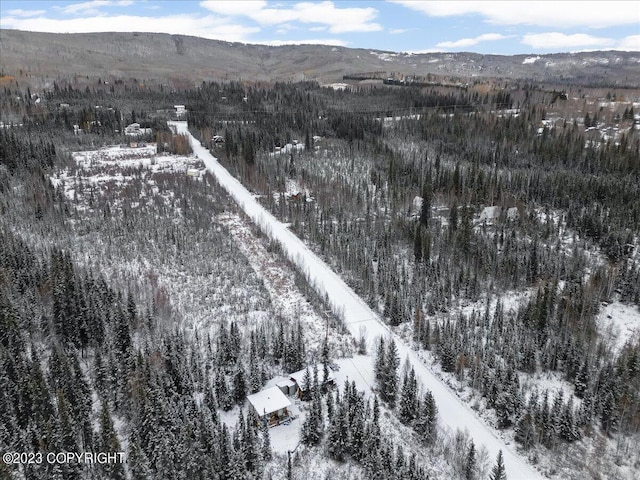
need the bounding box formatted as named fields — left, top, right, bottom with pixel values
left=276, top=23, right=301, bottom=35
left=390, top=1, right=640, bottom=28
left=59, top=1, right=134, bottom=15
left=437, top=33, right=508, bottom=48
left=274, top=23, right=299, bottom=33
left=6, top=9, right=46, bottom=18
left=198, top=1, right=268, bottom=16
left=389, top=28, right=409, bottom=35
left=201, top=0, right=382, bottom=33
left=521, top=32, right=615, bottom=50
left=0, top=14, right=260, bottom=43
left=617, top=35, right=640, bottom=51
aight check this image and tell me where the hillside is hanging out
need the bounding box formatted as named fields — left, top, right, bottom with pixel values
left=1, top=29, right=639, bottom=88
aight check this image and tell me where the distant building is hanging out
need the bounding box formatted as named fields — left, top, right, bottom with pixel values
left=247, top=386, right=292, bottom=427
left=125, top=123, right=152, bottom=136
left=174, top=105, right=186, bottom=118
left=478, top=206, right=519, bottom=224
left=289, top=364, right=335, bottom=400
left=506, top=207, right=519, bottom=221
left=125, top=123, right=141, bottom=134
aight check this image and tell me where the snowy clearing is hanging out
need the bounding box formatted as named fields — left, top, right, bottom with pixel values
left=218, top=212, right=354, bottom=358
left=171, top=121, right=543, bottom=480
left=597, top=302, right=640, bottom=353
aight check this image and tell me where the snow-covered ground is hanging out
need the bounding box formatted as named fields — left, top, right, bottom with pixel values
left=50, top=145, right=205, bottom=207
left=172, top=121, right=544, bottom=479
left=218, top=212, right=354, bottom=358
left=258, top=356, right=376, bottom=455
left=597, top=301, right=640, bottom=353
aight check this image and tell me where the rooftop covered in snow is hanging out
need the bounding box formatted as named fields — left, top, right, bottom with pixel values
left=247, top=386, right=292, bottom=416
left=289, top=364, right=335, bottom=389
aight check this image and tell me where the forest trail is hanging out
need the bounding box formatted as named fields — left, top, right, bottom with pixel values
left=171, top=121, right=543, bottom=480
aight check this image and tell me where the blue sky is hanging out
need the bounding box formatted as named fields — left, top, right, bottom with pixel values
left=2, top=1, right=639, bottom=54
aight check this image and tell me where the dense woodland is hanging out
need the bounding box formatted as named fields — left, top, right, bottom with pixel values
left=188, top=80, right=640, bottom=474
left=1, top=76, right=639, bottom=479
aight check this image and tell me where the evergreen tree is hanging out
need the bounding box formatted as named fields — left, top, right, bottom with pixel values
left=574, top=361, right=589, bottom=399
left=416, top=391, right=438, bottom=445
left=321, top=338, right=330, bottom=387
left=350, top=401, right=366, bottom=461
left=489, top=450, right=507, bottom=480
left=514, top=412, right=535, bottom=450
left=560, top=397, right=580, bottom=442
left=379, top=340, right=400, bottom=408
left=243, top=136, right=256, bottom=166
left=374, top=337, right=386, bottom=382
left=243, top=409, right=260, bottom=474
left=300, top=366, right=312, bottom=401
left=439, top=336, right=456, bottom=373
left=495, top=389, right=517, bottom=429
left=537, top=390, right=552, bottom=447
left=301, top=366, right=323, bottom=445
left=550, top=390, right=564, bottom=442
left=229, top=428, right=248, bottom=480
left=287, top=451, right=294, bottom=480
left=126, top=291, right=137, bottom=328
left=113, top=304, right=132, bottom=360
left=97, top=401, right=126, bottom=480
left=326, top=389, right=334, bottom=421
left=464, top=440, right=476, bottom=480
left=260, top=418, right=271, bottom=462
left=219, top=424, right=235, bottom=480
left=55, top=392, right=82, bottom=479
left=399, top=366, right=418, bottom=424
left=233, top=366, right=246, bottom=404
left=216, top=373, right=233, bottom=411
left=327, top=400, right=349, bottom=461
left=128, top=427, right=152, bottom=480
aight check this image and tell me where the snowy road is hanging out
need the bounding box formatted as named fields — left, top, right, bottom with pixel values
left=171, top=121, right=543, bottom=479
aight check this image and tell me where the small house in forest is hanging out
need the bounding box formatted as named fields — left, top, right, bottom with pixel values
left=289, top=364, right=336, bottom=400
left=125, top=123, right=141, bottom=134
left=247, top=386, right=292, bottom=427
left=125, top=123, right=152, bottom=136
left=174, top=105, right=186, bottom=118
left=276, top=378, right=297, bottom=396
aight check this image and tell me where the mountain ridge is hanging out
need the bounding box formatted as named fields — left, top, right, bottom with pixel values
left=1, top=29, right=639, bottom=88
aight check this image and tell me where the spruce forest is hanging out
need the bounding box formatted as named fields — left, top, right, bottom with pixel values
left=1, top=61, right=639, bottom=480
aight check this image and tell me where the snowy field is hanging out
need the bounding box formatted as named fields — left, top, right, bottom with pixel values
left=218, top=212, right=354, bottom=359
left=597, top=301, right=640, bottom=353
left=46, top=142, right=359, bottom=365
left=172, top=121, right=544, bottom=480
left=50, top=144, right=206, bottom=212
